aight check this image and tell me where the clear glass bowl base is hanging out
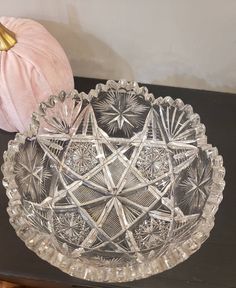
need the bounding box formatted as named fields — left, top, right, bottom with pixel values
left=2, top=80, right=225, bottom=282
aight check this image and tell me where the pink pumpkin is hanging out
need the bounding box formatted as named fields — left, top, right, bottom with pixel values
left=0, top=17, right=74, bottom=132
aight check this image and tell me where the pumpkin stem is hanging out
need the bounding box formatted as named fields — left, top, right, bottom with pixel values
left=0, top=23, right=17, bottom=51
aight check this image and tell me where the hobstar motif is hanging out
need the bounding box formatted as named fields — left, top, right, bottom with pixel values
left=2, top=80, right=225, bottom=282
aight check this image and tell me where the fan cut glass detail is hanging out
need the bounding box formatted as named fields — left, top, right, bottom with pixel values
left=2, top=80, right=225, bottom=282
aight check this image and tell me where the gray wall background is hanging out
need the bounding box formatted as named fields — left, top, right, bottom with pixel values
left=2, top=0, right=236, bottom=93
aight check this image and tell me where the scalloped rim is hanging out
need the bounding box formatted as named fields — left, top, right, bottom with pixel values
left=1, top=80, right=225, bottom=283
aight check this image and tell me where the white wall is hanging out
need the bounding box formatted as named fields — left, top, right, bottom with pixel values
left=1, top=0, right=236, bottom=93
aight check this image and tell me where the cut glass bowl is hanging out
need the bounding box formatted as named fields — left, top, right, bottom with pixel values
left=2, top=80, right=225, bottom=282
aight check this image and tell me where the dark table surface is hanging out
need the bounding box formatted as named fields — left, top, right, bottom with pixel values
left=0, top=77, right=236, bottom=288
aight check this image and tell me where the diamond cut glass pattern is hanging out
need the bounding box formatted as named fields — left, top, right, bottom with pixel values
left=2, top=80, right=225, bottom=282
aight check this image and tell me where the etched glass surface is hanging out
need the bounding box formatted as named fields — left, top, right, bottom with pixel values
left=2, top=80, right=225, bottom=282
